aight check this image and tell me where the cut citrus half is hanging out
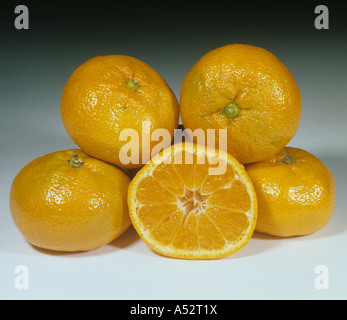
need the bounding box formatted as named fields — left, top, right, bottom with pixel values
left=128, top=142, right=257, bottom=260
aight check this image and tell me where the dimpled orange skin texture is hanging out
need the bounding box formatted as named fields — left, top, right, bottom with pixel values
left=10, top=149, right=131, bottom=252
left=246, top=147, right=336, bottom=237
left=61, top=55, right=179, bottom=169
left=180, top=44, right=302, bottom=164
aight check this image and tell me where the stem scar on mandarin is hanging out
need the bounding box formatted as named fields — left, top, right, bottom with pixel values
left=67, top=154, right=84, bottom=168
left=220, top=101, right=241, bottom=120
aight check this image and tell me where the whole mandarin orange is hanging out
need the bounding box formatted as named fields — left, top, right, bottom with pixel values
left=61, top=55, right=179, bottom=169
left=10, top=149, right=131, bottom=251
left=246, top=147, right=336, bottom=237
left=180, top=44, right=302, bottom=164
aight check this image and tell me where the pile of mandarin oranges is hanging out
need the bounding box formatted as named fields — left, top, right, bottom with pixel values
left=10, top=44, right=336, bottom=259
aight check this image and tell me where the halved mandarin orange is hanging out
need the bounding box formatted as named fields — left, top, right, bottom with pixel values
left=128, top=142, right=257, bottom=260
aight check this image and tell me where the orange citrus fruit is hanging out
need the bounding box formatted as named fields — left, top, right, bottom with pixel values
left=127, top=142, right=257, bottom=260
left=10, top=149, right=131, bottom=252
left=61, top=55, right=179, bottom=169
left=246, top=147, right=336, bottom=237
left=180, top=44, right=302, bottom=164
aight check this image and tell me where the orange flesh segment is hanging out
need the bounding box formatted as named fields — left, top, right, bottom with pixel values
left=151, top=162, right=185, bottom=196
left=137, top=204, right=180, bottom=230
left=171, top=212, right=199, bottom=250
left=201, top=163, right=236, bottom=194
left=150, top=210, right=184, bottom=246
left=196, top=213, right=226, bottom=250
left=207, top=180, right=251, bottom=212
left=136, top=176, right=177, bottom=204
left=206, top=207, right=249, bottom=243
left=172, top=152, right=196, bottom=190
